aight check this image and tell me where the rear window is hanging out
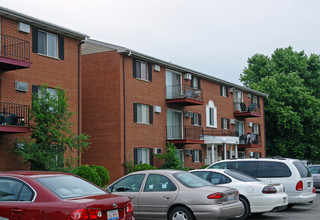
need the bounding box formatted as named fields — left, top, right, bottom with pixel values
left=293, top=161, right=312, bottom=178
left=309, top=166, right=320, bottom=174
left=258, top=161, right=291, bottom=178
left=229, top=161, right=259, bottom=177
left=36, top=175, right=107, bottom=199
left=208, top=162, right=228, bottom=169
left=174, top=172, right=212, bottom=188
left=224, top=170, right=260, bottom=182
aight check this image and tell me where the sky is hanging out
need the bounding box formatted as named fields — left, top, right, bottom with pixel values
left=1, top=0, right=320, bottom=85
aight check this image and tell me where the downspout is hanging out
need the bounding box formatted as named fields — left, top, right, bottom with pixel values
left=123, top=50, right=131, bottom=174
left=78, top=40, right=85, bottom=166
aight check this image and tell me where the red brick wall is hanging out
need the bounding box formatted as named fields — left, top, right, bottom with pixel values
left=81, top=49, right=266, bottom=182
left=0, top=17, right=81, bottom=171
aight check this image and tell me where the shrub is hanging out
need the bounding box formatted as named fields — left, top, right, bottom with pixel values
left=72, top=165, right=101, bottom=186
left=133, top=163, right=156, bottom=172
left=90, top=165, right=110, bottom=187
left=200, top=165, right=209, bottom=169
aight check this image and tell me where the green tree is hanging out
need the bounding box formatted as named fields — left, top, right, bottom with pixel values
left=155, top=142, right=183, bottom=169
left=15, top=85, right=90, bottom=171
left=240, top=47, right=320, bottom=161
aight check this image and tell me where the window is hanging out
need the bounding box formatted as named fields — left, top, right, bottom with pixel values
left=133, top=103, right=153, bottom=124
left=0, top=178, right=34, bottom=201
left=221, top=118, right=229, bottom=129
left=110, top=174, right=145, bottom=192
left=32, top=27, right=64, bottom=60
left=253, top=123, right=260, bottom=135
left=38, top=31, right=58, bottom=57
left=192, top=113, right=201, bottom=126
left=220, top=85, right=228, bottom=97
left=134, top=148, right=153, bottom=165
left=252, top=95, right=259, bottom=107
left=191, top=76, right=200, bottom=89
left=133, top=59, right=152, bottom=82
left=258, top=162, right=292, bottom=178
left=144, top=174, right=177, bottom=192
left=206, top=100, right=217, bottom=128
left=192, top=150, right=202, bottom=162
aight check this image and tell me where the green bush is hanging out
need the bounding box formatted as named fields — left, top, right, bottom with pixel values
left=72, top=165, right=101, bottom=187
left=133, top=163, right=156, bottom=172
left=91, top=165, right=110, bottom=187
left=200, top=165, right=209, bottom=169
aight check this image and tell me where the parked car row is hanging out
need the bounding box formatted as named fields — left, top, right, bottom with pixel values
left=0, top=158, right=317, bottom=220
left=308, top=164, right=320, bottom=192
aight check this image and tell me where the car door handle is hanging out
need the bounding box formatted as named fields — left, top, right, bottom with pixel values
left=129, top=196, right=135, bottom=199
left=11, top=208, right=22, bottom=214
left=163, top=196, right=171, bottom=200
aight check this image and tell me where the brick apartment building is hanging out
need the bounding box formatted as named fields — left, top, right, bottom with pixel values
left=81, top=39, right=268, bottom=182
left=0, top=7, right=87, bottom=171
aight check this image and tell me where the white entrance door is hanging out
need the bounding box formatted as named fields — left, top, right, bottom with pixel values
left=234, top=90, right=243, bottom=111
left=166, top=70, right=181, bottom=99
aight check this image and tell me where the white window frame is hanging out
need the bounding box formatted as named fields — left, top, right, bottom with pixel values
left=222, top=118, right=228, bottom=130
left=38, top=30, right=58, bottom=58
left=252, top=95, right=258, bottom=106
left=137, top=148, right=150, bottom=164
left=136, top=60, right=149, bottom=81
left=221, top=85, right=227, bottom=97
left=194, top=150, right=200, bottom=162
left=206, top=100, right=217, bottom=128
left=193, top=76, right=199, bottom=89
left=192, top=113, right=200, bottom=126
left=253, top=123, right=259, bottom=135
left=137, top=104, right=149, bottom=124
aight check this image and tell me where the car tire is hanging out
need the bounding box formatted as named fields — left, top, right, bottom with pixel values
left=233, top=197, right=250, bottom=220
left=287, top=204, right=295, bottom=209
left=168, top=206, right=195, bottom=220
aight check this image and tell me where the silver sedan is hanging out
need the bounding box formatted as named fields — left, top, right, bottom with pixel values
left=106, top=169, right=244, bottom=220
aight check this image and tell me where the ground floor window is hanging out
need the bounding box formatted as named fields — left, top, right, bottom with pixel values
left=134, top=148, right=153, bottom=165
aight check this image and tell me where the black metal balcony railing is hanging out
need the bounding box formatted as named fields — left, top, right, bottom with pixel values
left=203, top=129, right=237, bottom=137
left=0, top=102, right=29, bottom=127
left=234, top=102, right=260, bottom=114
left=1, top=34, right=30, bottom=62
left=239, top=133, right=260, bottom=145
left=166, top=125, right=203, bottom=140
left=166, top=85, right=203, bottom=101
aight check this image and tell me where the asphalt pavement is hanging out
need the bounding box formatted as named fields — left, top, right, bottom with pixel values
left=248, top=193, right=320, bottom=220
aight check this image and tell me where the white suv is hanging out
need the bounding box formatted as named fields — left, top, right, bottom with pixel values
left=207, top=157, right=316, bottom=207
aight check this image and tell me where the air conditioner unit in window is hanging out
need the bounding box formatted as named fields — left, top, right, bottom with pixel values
left=154, top=148, right=162, bottom=154
left=185, top=149, right=193, bottom=156
left=229, top=87, right=235, bottom=93
left=184, top=111, right=193, bottom=118
left=230, top=119, right=237, bottom=125
left=15, top=81, right=29, bottom=92
left=184, top=73, right=192, bottom=80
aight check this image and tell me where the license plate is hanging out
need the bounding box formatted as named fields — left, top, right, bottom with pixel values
left=308, top=182, right=311, bottom=187
left=107, top=209, right=119, bottom=220
left=227, top=194, right=234, bottom=202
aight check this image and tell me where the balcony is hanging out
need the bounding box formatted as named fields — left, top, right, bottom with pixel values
left=166, top=85, right=203, bottom=106
left=203, top=129, right=240, bottom=145
left=166, top=125, right=204, bottom=144
left=0, top=102, right=30, bottom=133
left=238, top=133, right=262, bottom=148
left=234, top=102, right=261, bottom=118
left=0, top=34, right=31, bottom=71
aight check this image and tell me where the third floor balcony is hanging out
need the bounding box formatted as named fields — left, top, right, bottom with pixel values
left=166, top=85, right=204, bottom=106
left=234, top=101, right=261, bottom=118
left=0, top=34, right=31, bottom=71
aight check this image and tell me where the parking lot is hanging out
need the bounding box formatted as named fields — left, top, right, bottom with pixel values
left=249, top=193, right=320, bottom=220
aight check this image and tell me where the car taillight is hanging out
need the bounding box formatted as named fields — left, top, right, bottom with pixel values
left=67, top=208, right=102, bottom=220
left=126, top=201, right=134, bottom=213
left=296, top=181, right=303, bottom=191
left=312, top=187, right=316, bottom=193
left=262, top=185, right=277, bottom=194
left=207, top=192, right=225, bottom=199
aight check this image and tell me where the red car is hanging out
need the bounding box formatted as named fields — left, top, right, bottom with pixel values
left=0, top=171, right=134, bottom=220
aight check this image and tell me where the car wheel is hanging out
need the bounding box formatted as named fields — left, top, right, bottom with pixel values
left=233, top=197, right=250, bottom=220
left=287, top=204, right=295, bottom=209
left=169, top=206, right=195, bottom=220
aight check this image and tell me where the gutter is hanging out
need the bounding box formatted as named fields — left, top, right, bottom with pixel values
left=78, top=40, right=85, bottom=166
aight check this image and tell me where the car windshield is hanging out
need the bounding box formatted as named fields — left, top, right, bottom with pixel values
left=173, top=172, right=212, bottom=188
left=309, top=166, right=320, bottom=175
left=36, top=175, right=107, bottom=199
left=224, top=170, right=260, bottom=182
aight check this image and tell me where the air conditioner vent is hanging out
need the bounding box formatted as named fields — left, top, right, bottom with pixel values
left=154, top=148, right=162, bottom=154
left=230, top=119, right=237, bottom=124
left=15, top=81, right=29, bottom=92
left=185, top=111, right=193, bottom=118
left=185, top=149, right=193, bottom=156
left=184, top=73, right=192, bottom=80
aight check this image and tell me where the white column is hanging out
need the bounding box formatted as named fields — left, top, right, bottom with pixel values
left=223, top=144, right=227, bottom=160
left=235, top=144, right=238, bottom=158
left=229, top=145, right=232, bottom=159
left=211, top=144, right=215, bottom=164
